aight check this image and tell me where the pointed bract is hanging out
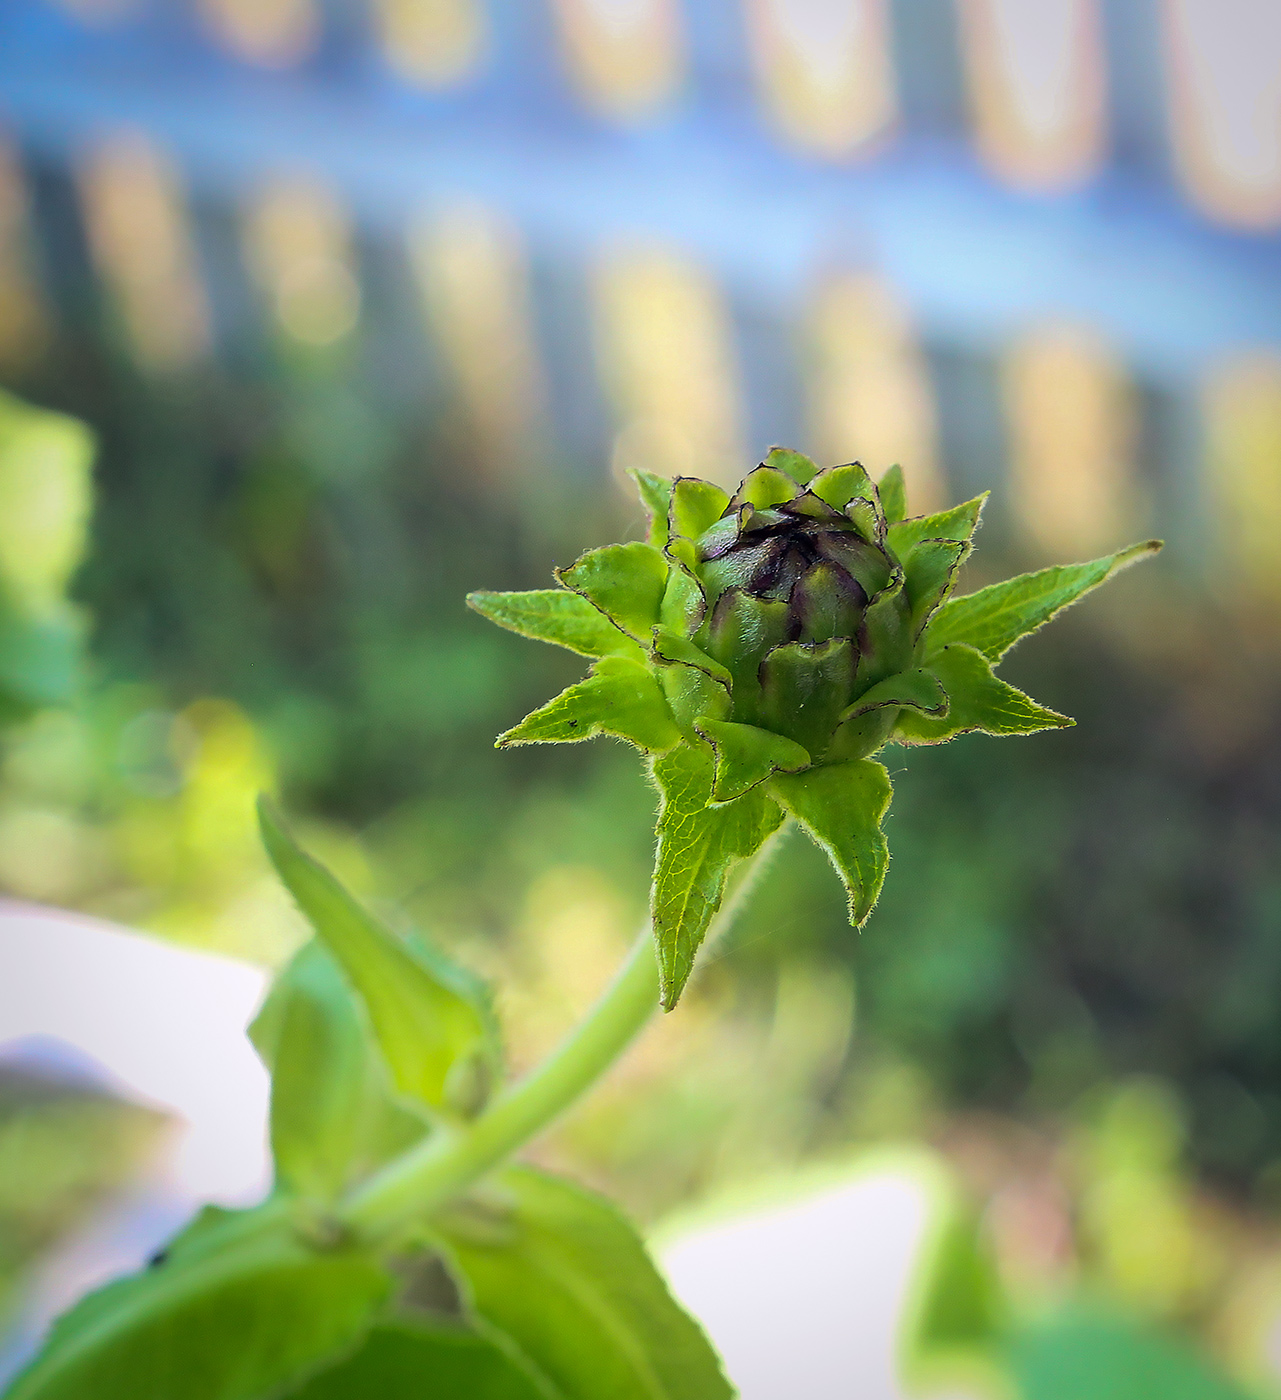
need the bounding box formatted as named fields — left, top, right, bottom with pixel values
left=694, top=718, right=810, bottom=803
left=896, top=643, right=1073, bottom=744
left=556, top=542, right=669, bottom=643
left=629, top=468, right=672, bottom=548
left=466, top=589, right=642, bottom=660
left=878, top=464, right=908, bottom=523
left=498, top=657, right=680, bottom=752
left=926, top=540, right=1162, bottom=663
left=769, top=761, right=892, bottom=927
left=651, top=744, right=785, bottom=1009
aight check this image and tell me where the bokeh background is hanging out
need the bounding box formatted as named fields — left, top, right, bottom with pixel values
left=2, top=0, right=1281, bottom=1393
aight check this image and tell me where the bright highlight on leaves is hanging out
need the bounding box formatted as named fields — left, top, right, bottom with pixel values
left=471, top=449, right=1161, bottom=1006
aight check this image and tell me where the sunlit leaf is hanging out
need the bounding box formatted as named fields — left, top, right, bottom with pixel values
left=769, top=760, right=892, bottom=927
left=260, top=802, right=491, bottom=1116
left=498, top=657, right=680, bottom=753
left=651, top=743, right=784, bottom=1008
left=3, top=1205, right=389, bottom=1400
left=693, top=718, right=810, bottom=803
left=437, top=1167, right=733, bottom=1400
left=895, top=644, right=1072, bottom=744
left=465, top=590, right=642, bottom=661
left=811, top=463, right=874, bottom=512
left=555, top=542, right=669, bottom=643
left=926, top=540, right=1163, bottom=663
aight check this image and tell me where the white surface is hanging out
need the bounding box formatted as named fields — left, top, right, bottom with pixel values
left=661, top=1165, right=934, bottom=1400
left=0, top=900, right=271, bottom=1203
left=0, top=901, right=271, bottom=1374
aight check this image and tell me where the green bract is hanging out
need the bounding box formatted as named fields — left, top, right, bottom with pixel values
left=470, top=448, right=1162, bottom=1009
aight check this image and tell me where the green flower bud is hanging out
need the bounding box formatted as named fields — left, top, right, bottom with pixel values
left=469, top=447, right=1162, bottom=1009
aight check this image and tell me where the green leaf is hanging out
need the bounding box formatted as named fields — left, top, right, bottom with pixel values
left=555, top=542, right=669, bottom=643
left=437, top=1167, right=733, bottom=1400
left=843, top=668, right=948, bottom=721
left=926, top=539, right=1163, bottom=663
left=260, top=802, right=491, bottom=1115
left=764, top=445, right=819, bottom=486
left=0, top=605, right=84, bottom=714
left=693, top=719, right=810, bottom=803
left=887, top=494, right=987, bottom=560
left=878, top=464, right=907, bottom=523
left=465, top=590, right=642, bottom=661
left=659, top=539, right=708, bottom=636
left=651, top=742, right=785, bottom=1008
left=3, top=1206, right=390, bottom=1400
left=287, top=1322, right=545, bottom=1400
left=731, top=465, right=797, bottom=509
left=498, top=657, right=680, bottom=753
left=759, top=638, right=855, bottom=756
left=250, top=942, right=427, bottom=1201
left=895, top=643, right=1073, bottom=745
left=1009, top=1308, right=1251, bottom=1400
left=769, top=760, right=892, bottom=927
left=669, top=478, right=729, bottom=541
left=854, top=571, right=913, bottom=691
left=629, top=469, right=672, bottom=549
left=652, top=630, right=733, bottom=731
left=903, top=538, right=970, bottom=637
left=899, top=1198, right=1008, bottom=1397
left=811, top=463, right=873, bottom=511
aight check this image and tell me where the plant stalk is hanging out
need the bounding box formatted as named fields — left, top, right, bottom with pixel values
left=342, top=832, right=783, bottom=1238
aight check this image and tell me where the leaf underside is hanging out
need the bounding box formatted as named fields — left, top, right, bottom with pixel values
left=437, top=1167, right=733, bottom=1400
left=3, top=1209, right=390, bottom=1400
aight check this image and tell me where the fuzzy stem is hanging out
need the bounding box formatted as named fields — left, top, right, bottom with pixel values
left=342, top=832, right=784, bottom=1239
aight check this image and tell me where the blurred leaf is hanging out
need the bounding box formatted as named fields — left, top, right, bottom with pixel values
left=651, top=743, right=785, bottom=1009
left=286, top=1321, right=546, bottom=1399
left=693, top=718, right=809, bottom=803
left=465, top=590, right=643, bottom=661
left=896, top=644, right=1072, bottom=744
left=1009, top=1309, right=1250, bottom=1400
left=259, top=801, right=492, bottom=1116
left=0, top=607, right=83, bottom=716
left=437, top=1167, right=732, bottom=1400
left=497, top=657, right=680, bottom=752
left=250, top=941, right=427, bottom=1201
left=769, top=760, right=891, bottom=927
left=555, top=543, right=668, bottom=643
left=3, top=1205, right=389, bottom=1400
left=926, top=541, right=1163, bottom=664
left=0, top=391, right=94, bottom=614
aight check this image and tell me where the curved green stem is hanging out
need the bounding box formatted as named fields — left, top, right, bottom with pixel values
left=342, top=831, right=783, bottom=1239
